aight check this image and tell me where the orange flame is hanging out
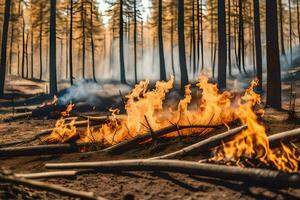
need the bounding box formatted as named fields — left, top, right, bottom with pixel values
left=213, top=80, right=298, bottom=172
left=46, top=77, right=298, bottom=172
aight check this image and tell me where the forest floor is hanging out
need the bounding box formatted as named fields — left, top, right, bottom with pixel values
left=1, top=75, right=300, bottom=199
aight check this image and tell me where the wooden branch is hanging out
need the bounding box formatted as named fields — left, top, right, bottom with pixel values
left=268, top=128, right=300, bottom=148
left=0, top=144, right=80, bottom=157
left=2, top=112, right=32, bottom=122
left=102, top=124, right=224, bottom=154
left=14, top=171, right=78, bottom=179
left=45, top=159, right=300, bottom=188
left=0, top=174, right=105, bottom=200
left=80, top=114, right=127, bottom=122
left=149, top=125, right=247, bottom=159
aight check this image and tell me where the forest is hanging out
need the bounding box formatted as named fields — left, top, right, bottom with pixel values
left=1, top=0, right=300, bottom=199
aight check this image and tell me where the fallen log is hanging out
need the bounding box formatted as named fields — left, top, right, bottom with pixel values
left=0, top=144, right=81, bottom=157
left=2, top=112, right=32, bottom=122
left=0, top=174, right=104, bottom=200
left=14, top=171, right=78, bottom=179
left=148, top=125, right=247, bottom=159
left=45, top=159, right=300, bottom=188
left=268, top=128, right=300, bottom=148
left=102, top=124, right=224, bottom=154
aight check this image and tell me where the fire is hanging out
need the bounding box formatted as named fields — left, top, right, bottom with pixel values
left=45, top=77, right=299, bottom=172
left=43, top=102, right=77, bottom=144
left=213, top=80, right=298, bottom=173
left=60, top=103, right=75, bottom=117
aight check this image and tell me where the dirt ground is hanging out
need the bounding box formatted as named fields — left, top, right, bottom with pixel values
left=1, top=75, right=300, bottom=200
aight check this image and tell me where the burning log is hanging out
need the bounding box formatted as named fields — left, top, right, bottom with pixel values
left=268, top=128, right=300, bottom=148
left=80, top=114, right=127, bottom=122
left=45, top=159, right=300, bottom=188
left=149, top=125, right=247, bottom=159
left=103, top=124, right=224, bottom=154
left=0, top=174, right=104, bottom=200
left=14, top=171, right=78, bottom=179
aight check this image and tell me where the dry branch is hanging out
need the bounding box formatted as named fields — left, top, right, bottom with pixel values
left=149, top=125, right=247, bottom=159
left=0, top=174, right=104, bottom=200
left=80, top=114, right=127, bottom=122
left=268, top=128, right=300, bottom=148
left=45, top=159, right=300, bottom=188
left=0, top=144, right=80, bottom=157
left=102, top=124, right=224, bottom=154
left=2, top=112, right=32, bottom=122
left=14, top=171, right=78, bottom=179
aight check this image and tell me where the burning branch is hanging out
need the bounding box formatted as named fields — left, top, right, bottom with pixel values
left=148, top=125, right=247, bottom=159
left=45, top=159, right=300, bottom=188
left=102, top=124, right=224, bottom=154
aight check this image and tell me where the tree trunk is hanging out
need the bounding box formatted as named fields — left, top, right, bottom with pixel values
left=217, top=0, right=227, bottom=89
left=227, top=0, right=232, bottom=77
left=0, top=0, right=11, bottom=96
left=9, top=12, right=13, bottom=75
left=25, top=32, right=29, bottom=79
left=279, top=0, right=287, bottom=59
left=297, top=0, right=300, bottom=45
left=31, top=27, right=34, bottom=79
left=81, top=1, right=86, bottom=79
left=21, top=16, right=25, bottom=78
left=39, top=4, right=43, bottom=80
left=266, top=0, right=281, bottom=109
left=178, top=0, right=189, bottom=93
left=192, top=0, right=196, bottom=76
left=253, top=0, right=262, bottom=91
left=90, top=2, right=96, bottom=82
left=133, top=0, right=137, bottom=83
left=49, top=0, right=58, bottom=96
left=119, top=0, right=126, bottom=84
left=158, top=0, right=166, bottom=81
left=200, top=0, right=204, bottom=71
left=170, top=16, right=175, bottom=78
left=196, top=0, right=200, bottom=71
left=69, top=0, right=73, bottom=85
left=288, top=0, right=292, bottom=64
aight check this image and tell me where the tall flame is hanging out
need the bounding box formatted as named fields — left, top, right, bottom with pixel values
left=213, top=80, right=298, bottom=172
left=46, top=77, right=298, bottom=172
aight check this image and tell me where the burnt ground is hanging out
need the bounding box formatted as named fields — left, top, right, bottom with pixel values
left=1, top=75, right=300, bottom=199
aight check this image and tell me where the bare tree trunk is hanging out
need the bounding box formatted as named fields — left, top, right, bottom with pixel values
left=217, top=0, right=227, bottom=89
left=31, top=27, right=34, bottom=79
left=25, top=32, right=29, bottom=79
left=200, top=0, right=204, bottom=71
left=0, top=0, right=11, bottom=96
left=253, top=0, right=262, bottom=91
left=279, top=0, right=287, bottom=60
left=288, top=0, right=292, bottom=64
left=266, top=0, right=281, bottom=109
left=21, top=16, right=25, bottom=78
left=228, top=0, right=232, bottom=77
left=178, top=0, right=188, bottom=93
left=170, top=16, right=175, bottom=78
left=39, top=2, right=43, bottom=80
left=69, top=0, right=73, bottom=85
left=192, top=0, right=196, bottom=76
left=133, top=0, right=137, bottom=83
left=158, top=0, right=166, bottom=81
left=90, top=2, right=96, bottom=82
left=81, top=1, right=86, bottom=79
left=9, top=12, right=13, bottom=75
left=297, top=0, right=300, bottom=45
left=49, top=0, right=58, bottom=96
left=119, top=0, right=126, bottom=84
